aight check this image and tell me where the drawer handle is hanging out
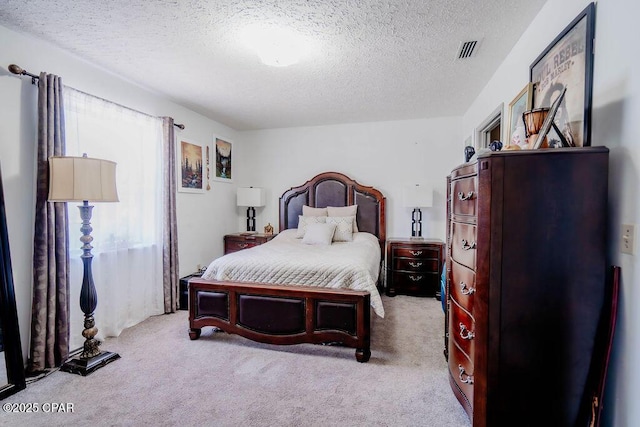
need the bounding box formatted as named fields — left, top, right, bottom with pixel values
left=409, top=250, right=423, bottom=256
left=457, top=191, right=475, bottom=201
left=237, top=243, right=249, bottom=248
left=408, top=275, right=423, bottom=282
left=460, top=281, right=476, bottom=295
left=458, top=365, right=474, bottom=385
left=408, top=261, right=423, bottom=268
left=461, top=239, right=476, bottom=250
left=459, top=322, right=475, bottom=340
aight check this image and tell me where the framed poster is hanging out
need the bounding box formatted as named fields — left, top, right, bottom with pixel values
left=178, top=139, right=205, bottom=193
left=506, top=83, right=534, bottom=147
left=214, top=136, right=233, bottom=183
left=529, top=3, right=595, bottom=147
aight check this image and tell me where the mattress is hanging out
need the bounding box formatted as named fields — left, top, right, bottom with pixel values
left=202, top=229, right=384, bottom=317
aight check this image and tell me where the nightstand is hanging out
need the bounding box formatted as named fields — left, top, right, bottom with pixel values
left=179, top=271, right=204, bottom=310
left=386, top=238, right=444, bottom=297
left=224, top=232, right=276, bottom=255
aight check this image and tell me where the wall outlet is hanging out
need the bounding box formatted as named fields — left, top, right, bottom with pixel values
left=197, top=264, right=202, bottom=271
left=621, top=224, right=636, bottom=255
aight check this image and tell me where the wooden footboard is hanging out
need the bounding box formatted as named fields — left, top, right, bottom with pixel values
left=188, top=278, right=371, bottom=362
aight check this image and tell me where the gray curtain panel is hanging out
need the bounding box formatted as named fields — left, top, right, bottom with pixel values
left=28, top=73, right=70, bottom=372
left=162, top=117, right=180, bottom=313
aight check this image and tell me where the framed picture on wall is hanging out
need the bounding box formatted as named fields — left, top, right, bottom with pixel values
left=178, top=139, right=205, bottom=193
left=214, top=136, right=233, bottom=183
left=529, top=2, right=595, bottom=147
left=506, top=83, right=534, bottom=147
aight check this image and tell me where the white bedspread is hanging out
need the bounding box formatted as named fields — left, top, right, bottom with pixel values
left=202, top=229, right=385, bottom=317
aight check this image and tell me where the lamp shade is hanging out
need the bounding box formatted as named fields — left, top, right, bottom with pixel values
left=236, top=187, right=265, bottom=207
left=403, top=184, right=433, bottom=208
left=48, top=156, right=119, bottom=202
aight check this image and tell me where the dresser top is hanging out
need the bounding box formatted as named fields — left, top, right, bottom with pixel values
left=387, top=237, right=444, bottom=244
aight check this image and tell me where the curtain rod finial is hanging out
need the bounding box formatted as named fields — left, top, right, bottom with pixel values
left=8, top=64, right=24, bottom=75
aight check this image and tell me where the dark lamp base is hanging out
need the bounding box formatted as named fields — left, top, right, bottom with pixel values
left=60, top=351, right=120, bottom=376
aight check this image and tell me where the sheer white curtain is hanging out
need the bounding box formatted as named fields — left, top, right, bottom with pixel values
left=64, top=88, right=164, bottom=350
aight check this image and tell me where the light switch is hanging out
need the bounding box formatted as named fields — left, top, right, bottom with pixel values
left=621, top=224, right=636, bottom=255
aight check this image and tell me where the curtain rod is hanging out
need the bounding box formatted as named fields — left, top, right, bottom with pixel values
left=8, top=63, right=185, bottom=130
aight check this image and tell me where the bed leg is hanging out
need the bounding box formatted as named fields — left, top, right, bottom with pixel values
left=355, top=348, right=371, bottom=363
left=189, top=328, right=201, bottom=340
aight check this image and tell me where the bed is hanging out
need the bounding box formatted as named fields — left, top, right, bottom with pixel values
left=188, top=171, right=386, bottom=362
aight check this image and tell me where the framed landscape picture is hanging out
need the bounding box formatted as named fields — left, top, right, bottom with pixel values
left=178, top=139, right=204, bottom=193
left=214, top=136, right=233, bottom=183
left=529, top=3, right=595, bottom=147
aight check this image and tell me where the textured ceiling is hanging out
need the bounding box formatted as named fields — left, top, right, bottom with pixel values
left=0, top=0, right=547, bottom=130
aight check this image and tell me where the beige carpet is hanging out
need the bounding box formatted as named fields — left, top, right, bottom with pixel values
left=0, top=295, right=470, bottom=427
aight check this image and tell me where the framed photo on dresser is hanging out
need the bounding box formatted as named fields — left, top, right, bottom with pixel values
left=529, top=3, right=595, bottom=148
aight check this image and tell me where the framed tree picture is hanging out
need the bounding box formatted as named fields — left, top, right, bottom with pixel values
left=529, top=3, right=595, bottom=147
left=214, top=136, right=233, bottom=183
left=178, top=139, right=205, bottom=193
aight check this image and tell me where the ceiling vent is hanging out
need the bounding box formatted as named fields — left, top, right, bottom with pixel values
left=456, top=40, right=479, bottom=59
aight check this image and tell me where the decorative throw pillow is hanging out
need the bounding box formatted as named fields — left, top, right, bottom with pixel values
left=302, top=223, right=336, bottom=245
left=326, top=216, right=355, bottom=242
left=302, top=205, right=328, bottom=217
left=296, top=215, right=327, bottom=238
left=327, top=205, right=359, bottom=232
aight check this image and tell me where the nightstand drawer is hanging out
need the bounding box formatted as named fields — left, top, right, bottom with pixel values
left=392, top=257, right=440, bottom=272
left=225, top=240, right=259, bottom=253
left=224, top=233, right=276, bottom=255
left=392, top=246, right=439, bottom=259
left=388, top=271, right=439, bottom=296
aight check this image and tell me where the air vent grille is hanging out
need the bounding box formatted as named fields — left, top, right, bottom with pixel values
left=457, top=40, right=478, bottom=59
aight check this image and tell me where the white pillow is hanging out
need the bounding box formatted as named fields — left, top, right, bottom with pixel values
left=327, top=205, right=359, bottom=232
left=326, top=216, right=355, bottom=242
left=302, top=223, right=336, bottom=245
left=296, top=215, right=326, bottom=238
left=302, top=205, right=328, bottom=217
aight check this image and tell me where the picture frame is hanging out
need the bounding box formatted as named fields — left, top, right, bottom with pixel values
left=505, top=83, right=534, bottom=147
left=214, top=136, right=233, bottom=183
left=178, top=139, right=205, bottom=193
left=529, top=3, right=595, bottom=147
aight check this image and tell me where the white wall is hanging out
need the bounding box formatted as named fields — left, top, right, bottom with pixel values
left=463, top=1, right=640, bottom=425
left=238, top=117, right=463, bottom=241
left=0, top=25, right=239, bottom=361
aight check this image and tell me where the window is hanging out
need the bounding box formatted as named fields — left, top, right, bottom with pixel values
left=64, top=88, right=164, bottom=349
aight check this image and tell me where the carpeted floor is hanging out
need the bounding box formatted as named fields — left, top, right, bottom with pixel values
left=0, top=295, right=470, bottom=426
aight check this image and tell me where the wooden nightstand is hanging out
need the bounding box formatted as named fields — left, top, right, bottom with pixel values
left=386, top=238, right=444, bottom=297
left=224, top=232, right=276, bottom=255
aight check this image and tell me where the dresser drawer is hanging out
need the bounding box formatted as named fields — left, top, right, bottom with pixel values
left=388, top=271, right=439, bottom=296
left=450, top=260, right=476, bottom=312
left=392, top=246, right=440, bottom=259
left=449, top=338, right=474, bottom=411
left=451, top=222, right=477, bottom=270
left=452, top=176, right=477, bottom=217
left=449, top=299, right=475, bottom=360
left=391, top=257, right=440, bottom=272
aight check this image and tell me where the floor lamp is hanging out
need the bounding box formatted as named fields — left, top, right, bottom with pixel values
left=48, top=154, right=121, bottom=376
left=403, top=184, right=433, bottom=239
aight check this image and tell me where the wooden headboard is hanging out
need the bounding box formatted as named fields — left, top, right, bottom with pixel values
left=279, top=172, right=386, bottom=250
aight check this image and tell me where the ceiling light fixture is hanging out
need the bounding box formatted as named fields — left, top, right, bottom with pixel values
left=241, top=25, right=309, bottom=67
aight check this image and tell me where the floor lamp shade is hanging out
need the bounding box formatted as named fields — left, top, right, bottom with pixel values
left=237, top=187, right=265, bottom=232
left=47, top=154, right=120, bottom=375
left=403, top=184, right=433, bottom=238
left=48, top=156, right=119, bottom=202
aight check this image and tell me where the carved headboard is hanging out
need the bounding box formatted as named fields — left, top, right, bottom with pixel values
left=279, top=172, right=386, bottom=250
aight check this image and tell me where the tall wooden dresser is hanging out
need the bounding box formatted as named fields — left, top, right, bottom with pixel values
left=446, top=147, right=609, bottom=426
